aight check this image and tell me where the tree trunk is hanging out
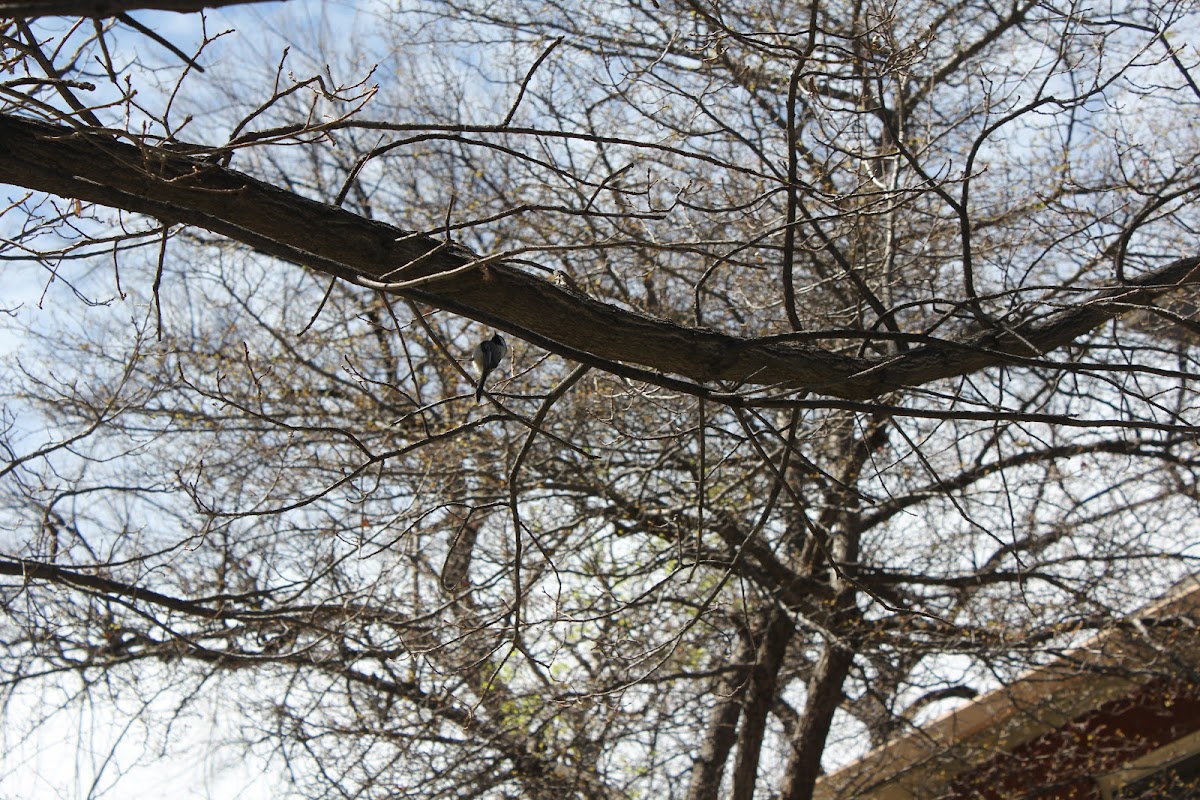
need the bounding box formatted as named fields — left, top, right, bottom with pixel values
left=730, top=607, right=795, bottom=800
left=777, top=629, right=855, bottom=800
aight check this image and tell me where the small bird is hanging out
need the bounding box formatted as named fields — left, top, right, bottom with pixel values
left=472, top=332, right=507, bottom=401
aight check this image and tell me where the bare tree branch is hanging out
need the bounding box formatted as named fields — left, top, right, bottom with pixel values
left=2, top=114, right=1196, bottom=402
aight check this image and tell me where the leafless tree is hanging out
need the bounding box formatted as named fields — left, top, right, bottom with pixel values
left=2, top=1, right=1199, bottom=798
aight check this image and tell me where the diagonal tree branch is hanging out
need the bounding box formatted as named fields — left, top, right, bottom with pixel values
left=0, top=0, right=281, bottom=15
left=1, top=113, right=1196, bottom=402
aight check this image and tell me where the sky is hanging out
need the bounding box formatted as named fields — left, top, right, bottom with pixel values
left=1, top=6, right=334, bottom=798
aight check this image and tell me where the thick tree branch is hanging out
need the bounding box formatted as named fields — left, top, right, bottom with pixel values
left=2, top=114, right=1196, bottom=401
left=0, top=556, right=224, bottom=617
left=0, top=0, right=280, bottom=15
left=730, top=607, right=795, bottom=800
left=685, top=623, right=757, bottom=800
left=778, top=634, right=856, bottom=800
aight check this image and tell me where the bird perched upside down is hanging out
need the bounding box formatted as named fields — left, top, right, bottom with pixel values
left=472, top=333, right=507, bottom=401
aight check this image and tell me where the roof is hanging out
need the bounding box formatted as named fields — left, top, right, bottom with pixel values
left=815, top=577, right=1200, bottom=800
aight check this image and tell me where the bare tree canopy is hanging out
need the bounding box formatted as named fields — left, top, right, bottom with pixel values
left=1, top=1, right=1199, bottom=798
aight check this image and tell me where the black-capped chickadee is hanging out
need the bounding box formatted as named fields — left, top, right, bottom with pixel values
left=472, top=333, right=507, bottom=401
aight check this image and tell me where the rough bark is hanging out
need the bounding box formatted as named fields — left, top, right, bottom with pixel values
left=777, top=638, right=856, bottom=800
left=685, top=625, right=758, bottom=800
left=730, top=608, right=795, bottom=800
left=2, top=114, right=1197, bottom=402
left=0, top=0, right=280, bottom=15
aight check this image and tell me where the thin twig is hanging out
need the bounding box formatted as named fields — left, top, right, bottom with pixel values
left=152, top=224, right=169, bottom=340
left=298, top=276, right=337, bottom=336
left=502, top=36, right=563, bottom=127
left=116, top=12, right=205, bottom=73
